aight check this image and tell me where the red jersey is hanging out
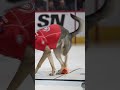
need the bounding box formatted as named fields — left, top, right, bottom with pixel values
left=0, top=2, right=34, bottom=60
left=35, top=24, right=61, bottom=51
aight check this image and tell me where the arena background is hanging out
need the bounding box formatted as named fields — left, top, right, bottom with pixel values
left=35, top=0, right=85, bottom=90
left=35, top=12, right=85, bottom=44
left=35, top=0, right=85, bottom=44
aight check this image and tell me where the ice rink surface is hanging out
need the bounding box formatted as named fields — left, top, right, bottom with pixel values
left=1, top=43, right=120, bottom=89
left=35, top=43, right=120, bottom=90
left=35, top=45, right=85, bottom=90
left=35, top=80, right=85, bottom=90
left=0, top=45, right=85, bottom=90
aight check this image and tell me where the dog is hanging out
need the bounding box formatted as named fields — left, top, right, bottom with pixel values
left=35, top=14, right=84, bottom=76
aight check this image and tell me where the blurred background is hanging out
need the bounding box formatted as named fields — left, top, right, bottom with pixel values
left=35, top=0, right=85, bottom=11
left=86, top=0, right=120, bottom=90
left=86, top=0, right=120, bottom=45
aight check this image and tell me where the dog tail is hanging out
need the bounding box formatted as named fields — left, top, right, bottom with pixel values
left=70, top=14, right=84, bottom=37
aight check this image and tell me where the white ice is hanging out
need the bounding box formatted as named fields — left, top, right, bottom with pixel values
left=35, top=45, right=85, bottom=73
left=35, top=45, right=85, bottom=90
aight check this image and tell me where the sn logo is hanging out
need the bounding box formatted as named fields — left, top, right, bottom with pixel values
left=37, top=14, right=65, bottom=27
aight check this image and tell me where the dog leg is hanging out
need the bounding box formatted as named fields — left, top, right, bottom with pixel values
left=64, top=54, right=68, bottom=68
left=7, top=46, right=34, bottom=90
left=60, top=39, right=71, bottom=74
left=35, top=46, right=51, bottom=74
left=48, top=53, right=56, bottom=76
left=53, top=48, right=65, bottom=74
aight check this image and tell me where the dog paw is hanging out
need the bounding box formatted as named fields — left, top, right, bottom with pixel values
left=49, top=71, right=56, bottom=76
left=56, top=70, right=61, bottom=75
left=49, top=73, right=55, bottom=76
